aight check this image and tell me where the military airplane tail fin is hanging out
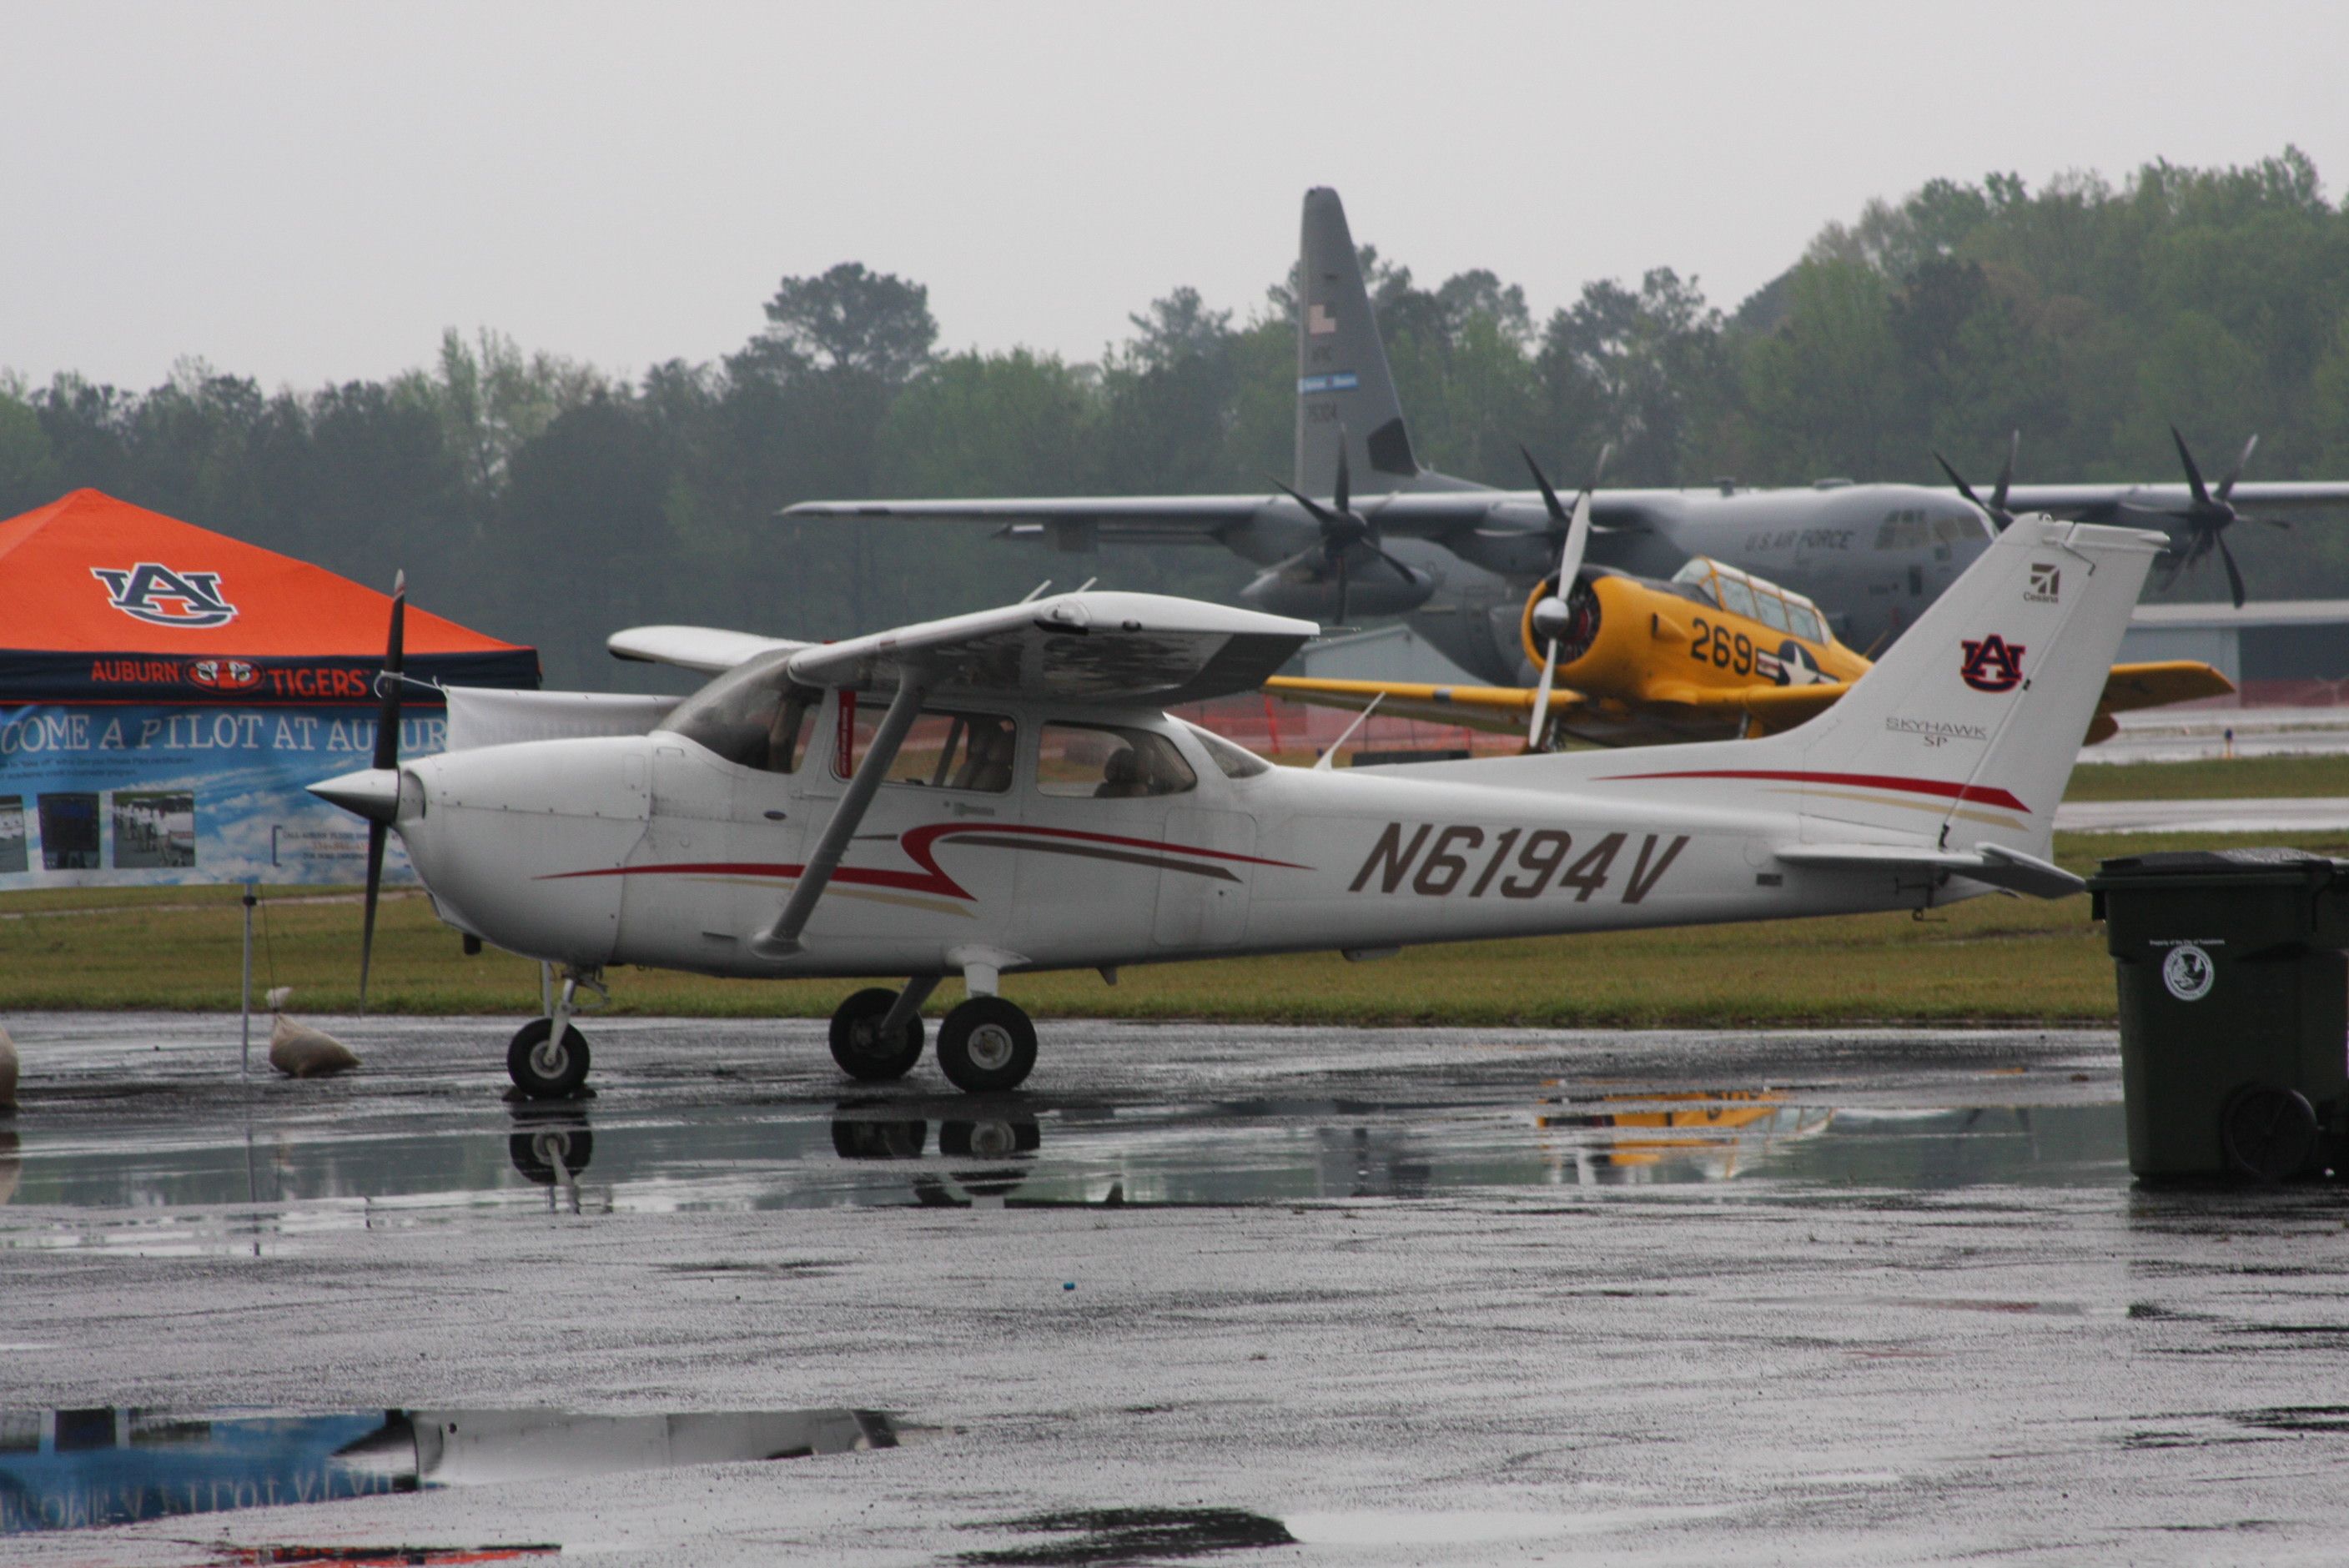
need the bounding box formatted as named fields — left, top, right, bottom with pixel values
left=1295, top=188, right=1418, bottom=495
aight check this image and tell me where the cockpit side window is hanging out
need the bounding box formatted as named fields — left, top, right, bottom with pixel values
left=1036, top=722, right=1199, bottom=798
left=667, top=657, right=817, bottom=774
left=1752, top=589, right=1791, bottom=632
left=834, top=698, right=1016, bottom=793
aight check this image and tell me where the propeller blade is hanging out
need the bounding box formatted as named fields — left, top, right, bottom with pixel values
left=360, top=821, right=386, bottom=1015
left=1994, top=430, right=2018, bottom=515
left=1557, top=487, right=1594, bottom=591
left=1270, top=479, right=1338, bottom=529
left=1934, top=451, right=1988, bottom=515
left=2170, top=426, right=2212, bottom=508
left=1333, top=432, right=1351, bottom=518
left=1527, top=638, right=1560, bottom=752
left=1520, top=445, right=1570, bottom=525
left=2216, top=433, right=2258, bottom=502
left=360, top=570, right=406, bottom=1018
left=1368, top=544, right=1420, bottom=580
left=2217, top=530, right=2247, bottom=609
left=1335, top=550, right=1349, bottom=625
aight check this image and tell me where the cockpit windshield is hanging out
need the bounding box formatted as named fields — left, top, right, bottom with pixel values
left=665, top=653, right=818, bottom=773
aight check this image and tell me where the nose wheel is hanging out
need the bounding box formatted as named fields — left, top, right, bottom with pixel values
left=936, top=997, right=1037, bottom=1093
left=508, top=1017, right=591, bottom=1098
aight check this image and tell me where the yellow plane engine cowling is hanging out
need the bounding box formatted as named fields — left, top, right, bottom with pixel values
left=1519, top=571, right=1602, bottom=673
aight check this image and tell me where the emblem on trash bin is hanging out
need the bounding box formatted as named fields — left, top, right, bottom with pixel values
left=2162, top=943, right=2215, bottom=1002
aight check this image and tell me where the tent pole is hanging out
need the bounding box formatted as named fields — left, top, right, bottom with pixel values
left=240, top=882, right=256, bottom=1078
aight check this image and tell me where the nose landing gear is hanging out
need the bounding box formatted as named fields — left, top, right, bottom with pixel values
left=508, top=965, right=602, bottom=1098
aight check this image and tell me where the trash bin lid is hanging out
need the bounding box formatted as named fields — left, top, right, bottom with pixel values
left=2088, top=847, right=2342, bottom=891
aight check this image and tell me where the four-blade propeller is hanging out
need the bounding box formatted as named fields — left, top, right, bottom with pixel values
left=2144, top=426, right=2285, bottom=610
left=1271, top=439, right=1421, bottom=623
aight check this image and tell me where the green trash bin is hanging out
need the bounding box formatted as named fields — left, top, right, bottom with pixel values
left=2089, top=849, right=2349, bottom=1181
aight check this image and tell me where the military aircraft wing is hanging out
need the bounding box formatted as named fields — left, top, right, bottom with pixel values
left=608, top=625, right=813, bottom=673
left=2002, top=481, right=2349, bottom=515
left=778, top=490, right=1664, bottom=542
left=786, top=591, right=1316, bottom=705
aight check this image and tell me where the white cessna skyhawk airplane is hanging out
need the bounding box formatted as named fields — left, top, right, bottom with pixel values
left=315, top=512, right=2159, bottom=1098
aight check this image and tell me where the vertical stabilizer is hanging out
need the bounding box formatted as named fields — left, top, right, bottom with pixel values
left=1594, top=516, right=2164, bottom=858
left=1295, top=188, right=1417, bottom=495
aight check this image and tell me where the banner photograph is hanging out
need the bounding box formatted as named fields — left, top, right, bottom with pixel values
left=0, top=490, right=537, bottom=888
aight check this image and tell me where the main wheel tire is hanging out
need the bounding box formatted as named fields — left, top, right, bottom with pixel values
left=507, top=1018, right=591, bottom=1098
left=935, top=997, right=1038, bottom=1093
left=2221, top=1083, right=2319, bottom=1183
left=829, top=988, right=927, bottom=1081
left=509, top=1123, right=595, bottom=1184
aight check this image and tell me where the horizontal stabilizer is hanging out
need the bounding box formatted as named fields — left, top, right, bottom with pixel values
left=608, top=626, right=812, bottom=673
left=1773, top=842, right=2084, bottom=899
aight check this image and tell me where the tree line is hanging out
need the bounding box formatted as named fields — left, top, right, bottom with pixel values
left=3, top=147, right=2346, bottom=687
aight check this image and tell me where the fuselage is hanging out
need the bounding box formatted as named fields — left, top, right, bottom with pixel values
left=388, top=691, right=1950, bottom=983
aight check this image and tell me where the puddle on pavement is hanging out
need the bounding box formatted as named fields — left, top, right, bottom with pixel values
left=0, top=1092, right=2130, bottom=1234
left=0, top=1405, right=898, bottom=1535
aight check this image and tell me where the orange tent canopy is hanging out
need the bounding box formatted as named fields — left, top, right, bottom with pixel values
left=0, top=489, right=526, bottom=657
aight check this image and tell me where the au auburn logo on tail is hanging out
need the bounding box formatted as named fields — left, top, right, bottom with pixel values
left=91, top=564, right=239, bottom=629
left=1959, top=634, right=2025, bottom=693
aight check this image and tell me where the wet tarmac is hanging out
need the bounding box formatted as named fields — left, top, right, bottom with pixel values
left=1, top=1013, right=2345, bottom=1563
left=2055, top=797, right=2349, bottom=836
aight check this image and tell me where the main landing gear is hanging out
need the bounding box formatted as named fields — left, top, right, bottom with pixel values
left=508, top=964, right=602, bottom=1098
left=826, top=964, right=1037, bottom=1093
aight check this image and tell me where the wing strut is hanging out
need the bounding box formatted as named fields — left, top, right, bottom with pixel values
left=752, top=669, right=932, bottom=959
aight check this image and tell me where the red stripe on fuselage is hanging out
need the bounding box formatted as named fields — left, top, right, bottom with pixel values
left=1592, top=768, right=2030, bottom=814
left=537, top=822, right=1309, bottom=902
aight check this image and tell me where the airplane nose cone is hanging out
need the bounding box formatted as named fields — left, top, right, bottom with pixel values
left=309, top=767, right=404, bottom=824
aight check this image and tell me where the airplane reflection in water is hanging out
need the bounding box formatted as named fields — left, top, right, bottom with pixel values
left=0, top=1405, right=898, bottom=1535
left=0, top=1095, right=2124, bottom=1224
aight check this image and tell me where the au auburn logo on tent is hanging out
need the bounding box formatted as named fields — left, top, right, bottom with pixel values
left=89, top=563, right=239, bottom=629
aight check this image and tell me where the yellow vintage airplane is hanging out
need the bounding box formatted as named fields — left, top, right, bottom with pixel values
left=1267, top=455, right=2232, bottom=751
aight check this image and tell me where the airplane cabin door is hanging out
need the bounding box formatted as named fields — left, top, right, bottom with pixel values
left=1152, top=807, right=1255, bottom=949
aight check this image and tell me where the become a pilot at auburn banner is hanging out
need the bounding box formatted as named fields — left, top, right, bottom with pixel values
left=0, top=488, right=539, bottom=888
left=0, top=701, right=453, bottom=888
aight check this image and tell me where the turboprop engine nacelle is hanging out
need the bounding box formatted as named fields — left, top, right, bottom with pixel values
left=1240, top=557, right=1436, bottom=621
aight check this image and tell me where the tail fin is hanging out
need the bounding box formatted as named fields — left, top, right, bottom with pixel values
left=1600, top=516, right=2165, bottom=857
left=1295, top=188, right=1417, bottom=495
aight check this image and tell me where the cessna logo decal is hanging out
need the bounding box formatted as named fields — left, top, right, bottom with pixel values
left=2027, top=563, right=2060, bottom=602
left=91, top=564, right=239, bottom=629
left=1349, top=825, right=1688, bottom=904
left=1959, top=634, right=2025, bottom=693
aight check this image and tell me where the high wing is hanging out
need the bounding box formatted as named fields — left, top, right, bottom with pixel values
left=2004, top=481, right=2349, bottom=516
left=783, top=591, right=1315, bottom=705
left=609, top=625, right=813, bottom=673
left=779, top=490, right=1662, bottom=544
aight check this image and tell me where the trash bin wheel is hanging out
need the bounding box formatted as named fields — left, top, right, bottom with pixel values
left=2220, top=1083, right=2320, bottom=1183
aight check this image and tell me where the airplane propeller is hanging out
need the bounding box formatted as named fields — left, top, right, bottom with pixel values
left=359, top=570, right=407, bottom=1016
left=1934, top=430, right=2020, bottom=531
left=1521, top=445, right=1604, bottom=751
left=1270, top=438, right=1421, bottom=623
left=2145, top=426, right=2284, bottom=610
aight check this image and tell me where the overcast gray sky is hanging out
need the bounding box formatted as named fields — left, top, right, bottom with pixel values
left=6, top=0, right=2346, bottom=393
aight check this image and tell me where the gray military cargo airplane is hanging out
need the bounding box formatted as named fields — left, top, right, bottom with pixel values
left=786, top=188, right=2349, bottom=685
